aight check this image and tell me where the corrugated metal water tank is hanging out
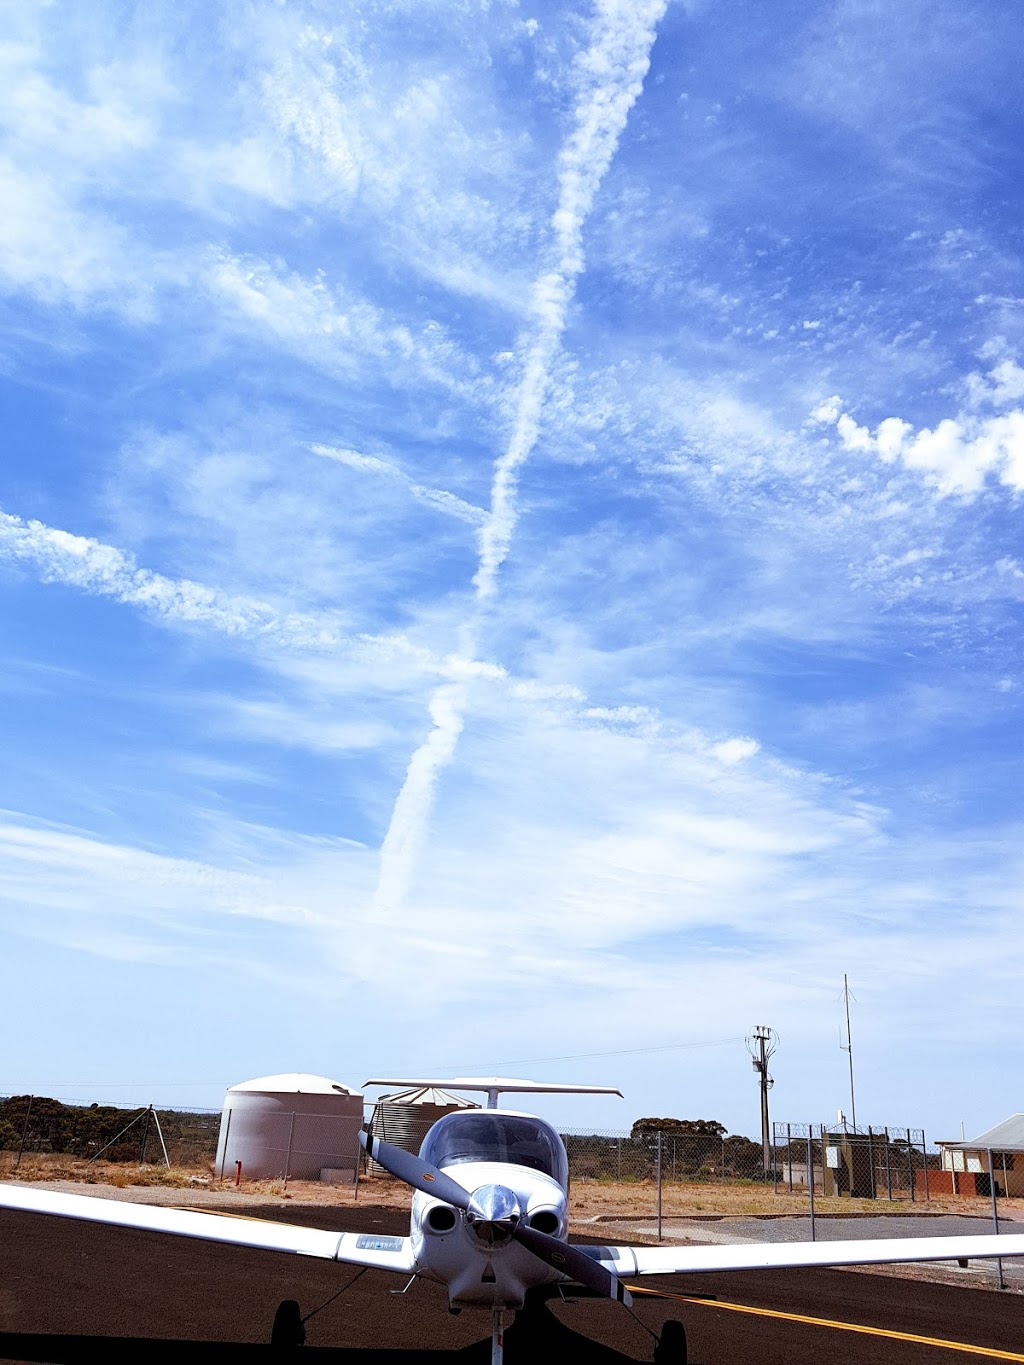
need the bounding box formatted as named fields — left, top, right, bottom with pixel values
left=215, top=1073, right=363, bottom=1182
left=367, top=1086, right=479, bottom=1172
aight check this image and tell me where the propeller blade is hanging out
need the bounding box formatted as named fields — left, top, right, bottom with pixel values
left=512, top=1225, right=632, bottom=1305
left=361, top=1130, right=630, bottom=1305
left=360, top=1130, right=471, bottom=1210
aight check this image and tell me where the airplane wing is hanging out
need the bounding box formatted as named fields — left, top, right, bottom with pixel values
left=581, top=1232, right=1024, bottom=1278
left=0, top=1183, right=415, bottom=1275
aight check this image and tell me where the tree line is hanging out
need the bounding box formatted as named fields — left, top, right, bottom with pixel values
left=0, top=1095, right=219, bottom=1163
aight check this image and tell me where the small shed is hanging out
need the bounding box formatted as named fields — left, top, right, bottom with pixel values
left=935, top=1115, right=1024, bottom=1197
left=215, top=1073, right=363, bottom=1182
left=367, top=1086, right=478, bottom=1170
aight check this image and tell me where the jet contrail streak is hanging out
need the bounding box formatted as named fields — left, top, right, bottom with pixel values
left=373, top=682, right=466, bottom=913
left=370, top=0, right=668, bottom=914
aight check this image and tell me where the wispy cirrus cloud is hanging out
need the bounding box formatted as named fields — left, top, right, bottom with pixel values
left=5, top=0, right=1024, bottom=1133
left=310, top=444, right=485, bottom=526
left=0, top=506, right=435, bottom=665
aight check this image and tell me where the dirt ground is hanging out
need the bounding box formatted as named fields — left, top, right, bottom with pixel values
left=7, top=1201, right=1024, bottom=1364
left=2, top=1153, right=1018, bottom=1223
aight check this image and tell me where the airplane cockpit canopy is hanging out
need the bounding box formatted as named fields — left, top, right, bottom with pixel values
left=420, top=1111, right=569, bottom=1186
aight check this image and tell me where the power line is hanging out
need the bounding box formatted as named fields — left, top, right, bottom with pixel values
left=0, top=1037, right=745, bottom=1097
left=432, top=1036, right=745, bottom=1071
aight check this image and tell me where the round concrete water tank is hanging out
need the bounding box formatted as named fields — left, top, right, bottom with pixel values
left=367, top=1086, right=479, bottom=1172
left=214, top=1073, right=363, bottom=1182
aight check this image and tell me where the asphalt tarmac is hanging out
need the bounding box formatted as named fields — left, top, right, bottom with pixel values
left=2, top=1202, right=1023, bottom=1364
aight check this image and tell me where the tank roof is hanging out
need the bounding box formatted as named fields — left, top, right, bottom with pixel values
left=378, top=1086, right=479, bottom=1108
left=227, top=1072, right=362, bottom=1096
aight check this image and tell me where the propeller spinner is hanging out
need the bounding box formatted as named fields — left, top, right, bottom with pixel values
left=359, top=1130, right=632, bottom=1305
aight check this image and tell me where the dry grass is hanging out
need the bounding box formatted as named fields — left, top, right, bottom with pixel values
left=0, top=1153, right=407, bottom=1206
left=569, top=1177, right=1024, bottom=1221
left=4, top=1156, right=1020, bottom=1222
left=0, top=1153, right=209, bottom=1189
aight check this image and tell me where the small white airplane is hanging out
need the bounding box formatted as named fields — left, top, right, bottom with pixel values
left=2, top=1076, right=1023, bottom=1364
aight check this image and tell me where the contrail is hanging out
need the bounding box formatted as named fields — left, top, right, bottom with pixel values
left=371, top=0, right=667, bottom=913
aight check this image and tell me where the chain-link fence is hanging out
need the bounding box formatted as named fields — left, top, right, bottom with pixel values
left=772, top=1121, right=930, bottom=1201
left=560, top=1129, right=767, bottom=1185
left=0, top=1095, right=220, bottom=1168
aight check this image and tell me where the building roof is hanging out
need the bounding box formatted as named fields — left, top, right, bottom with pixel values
left=942, top=1114, right=1024, bottom=1151
left=227, top=1073, right=362, bottom=1096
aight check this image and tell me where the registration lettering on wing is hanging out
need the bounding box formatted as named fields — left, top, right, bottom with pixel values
left=355, top=1234, right=406, bottom=1252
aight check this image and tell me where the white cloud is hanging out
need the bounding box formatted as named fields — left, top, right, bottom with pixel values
left=310, top=443, right=485, bottom=526
left=368, top=0, right=669, bottom=924
left=224, top=699, right=395, bottom=756
left=209, top=253, right=493, bottom=403
left=966, top=358, right=1024, bottom=408
left=0, top=157, right=162, bottom=314
left=711, top=736, right=761, bottom=765
left=813, top=369, right=1024, bottom=497
left=0, top=505, right=434, bottom=665
left=0, top=816, right=325, bottom=930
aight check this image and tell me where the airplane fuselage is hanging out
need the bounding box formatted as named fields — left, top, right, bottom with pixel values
left=410, top=1161, right=568, bottom=1308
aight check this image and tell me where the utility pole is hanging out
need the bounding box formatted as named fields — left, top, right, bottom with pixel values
left=840, top=974, right=857, bottom=1133
left=746, top=1026, right=778, bottom=1173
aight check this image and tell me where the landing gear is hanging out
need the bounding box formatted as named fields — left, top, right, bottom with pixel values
left=491, top=1307, right=506, bottom=1365
left=270, top=1299, right=306, bottom=1348
left=653, top=1318, right=687, bottom=1363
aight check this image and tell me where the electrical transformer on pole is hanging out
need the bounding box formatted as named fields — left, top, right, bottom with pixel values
left=746, top=1025, right=778, bottom=1173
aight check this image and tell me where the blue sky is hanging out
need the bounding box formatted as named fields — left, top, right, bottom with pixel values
left=2, top=0, right=1024, bottom=1141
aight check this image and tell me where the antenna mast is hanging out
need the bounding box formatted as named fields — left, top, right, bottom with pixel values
left=840, top=973, right=857, bottom=1132
left=746, top=1026, right=778, bottom=1173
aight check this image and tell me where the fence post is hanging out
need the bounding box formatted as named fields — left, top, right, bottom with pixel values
left=884, top=1127, right=893, bottom=1200
left=867, top=1125, right=874, bottom=1198
left=905, top=1128, right=914, bottom=1202
left=787, top=1123, right=793, bottom=1193
left=772, top=1123, right=779, bottom=1194
left=139, top=1106, right=152, bottom=1166
left=283, top=1112, right=297, bottom=1191
left=988, top=1148, right=1005, bottom=1289
left=921, top=1131, right=930, bottom=1203
left=806, top=1132, right=816, bottom=1241
left=219, top=1109, right=232, bottom=1183
left=151, top=1109, right=171, bottom=1168
left=656, top=1131, right=663, bottom=1242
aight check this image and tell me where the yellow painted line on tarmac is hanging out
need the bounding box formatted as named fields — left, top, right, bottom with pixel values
left=626, top=1285, right=1024, bottom=1361
left=165, top=1205, right=293, bottom=1225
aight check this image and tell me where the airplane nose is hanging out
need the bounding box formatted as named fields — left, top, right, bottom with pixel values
left=465, top=1184, right=521, bottom=1242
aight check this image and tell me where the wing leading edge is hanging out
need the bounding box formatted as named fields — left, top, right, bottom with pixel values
left=584, top=1232, right=1024, bottom=1278
left=0, top=1183, right=415, bottom=1274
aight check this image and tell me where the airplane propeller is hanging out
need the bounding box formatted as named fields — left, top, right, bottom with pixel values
left=360, top=1131, right=631, bottom=1305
